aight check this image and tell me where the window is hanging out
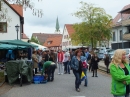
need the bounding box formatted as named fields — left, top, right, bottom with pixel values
left=0, top=22, right=7, bottom=32
left=129, top=29, right=130, bottom=33
left=64, top=35, right=66, bottom=39
left=66, top=35, right=68, bottom=38
left=66, top=41, right=68, bottom=46
left=69, top=41, right=71, bottom=45
left=0, top=1, right=1, bottom=11
left=117, top=18, right=121, bottom=22
left=120, top=30, right=122, bottom=40
left=112, top=32, right=116, bottom=41
left=65, top=42, right=67, bottom=46
left=47, top=41, right=52, bottom=45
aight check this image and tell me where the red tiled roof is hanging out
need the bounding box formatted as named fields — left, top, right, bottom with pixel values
left=10, top=4, right=23, bottom=17
left=113, top=4, right=130, bottom=26
left=43, top=36, right=62, bottom=47
left=22, top=33, right=29, bottom=39
left=3, top=0, right=23, bottom=18
left=65, top=24, right=75, bottom=36
left=32, top=33, right=62, bottom=44
left=120, top=4, right=130, bottom=12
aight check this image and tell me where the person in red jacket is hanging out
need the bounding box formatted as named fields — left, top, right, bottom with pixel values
left=58, top=49, right=64, bottom=75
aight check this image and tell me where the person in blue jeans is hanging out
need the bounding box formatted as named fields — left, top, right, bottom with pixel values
left=71, top=49, right=87, bottom=92
left=67, top=61, right=70, bottom=74
left=82, top=61, right=88, bottom=86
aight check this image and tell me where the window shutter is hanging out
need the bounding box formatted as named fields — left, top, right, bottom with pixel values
left=0, top=1, right=1, bottom=11
left=0, top=23, right=3, bottom=31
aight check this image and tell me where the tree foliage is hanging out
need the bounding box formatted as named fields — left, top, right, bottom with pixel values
left=71, top=1, right=112, bottom=49
left=0, top=0, right=43, bottom=22
left=71, top=22, right=90, bottom=46
left=30, top=36, right=40, bottom=44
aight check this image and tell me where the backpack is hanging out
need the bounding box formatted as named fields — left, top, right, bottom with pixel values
left=87, top=54, right=91, bottom=61
left=82, top=61, right=88, bottom=69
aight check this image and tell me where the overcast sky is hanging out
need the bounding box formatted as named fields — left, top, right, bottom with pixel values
left=23, top=0, right=130, bottom=38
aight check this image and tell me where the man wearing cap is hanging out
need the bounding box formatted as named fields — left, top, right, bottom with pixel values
left=41, top=61, right=56, bottom=82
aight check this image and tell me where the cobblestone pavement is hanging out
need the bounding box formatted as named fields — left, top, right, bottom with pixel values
left=0, top=69, right=112, bottom=97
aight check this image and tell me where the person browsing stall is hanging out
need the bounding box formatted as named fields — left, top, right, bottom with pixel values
left=41, top=61, right=56, bottom=82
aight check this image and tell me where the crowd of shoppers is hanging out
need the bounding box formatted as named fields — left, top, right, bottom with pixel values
left=31, top=47, right=130, bottom=96
left=32, top=48, right=100, bottom=92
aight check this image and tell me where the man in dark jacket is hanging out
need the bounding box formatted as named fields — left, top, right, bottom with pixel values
left=91, top=54, right=99, bottom=77
left=104, top=54, right=110, bottom=73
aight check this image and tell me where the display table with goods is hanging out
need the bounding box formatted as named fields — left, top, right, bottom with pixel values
left=5, top=60, right=33, bottom=86
left=33, top=75, right=47, bottom=84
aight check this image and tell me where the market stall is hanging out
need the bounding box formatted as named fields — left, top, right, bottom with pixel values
left=30, top=42, right=47, bottom=50
left=5, top=60, right=33, bottom=86
left=0, top=40, right=38, bottom=47
left=0, top=40, right=38, bottom=86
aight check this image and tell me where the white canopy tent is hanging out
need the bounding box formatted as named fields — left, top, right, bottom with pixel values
left=30, top=42, right=47, bottom=50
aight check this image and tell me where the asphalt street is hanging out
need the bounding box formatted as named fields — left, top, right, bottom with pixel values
left=0, top=68, right=112, bottom=97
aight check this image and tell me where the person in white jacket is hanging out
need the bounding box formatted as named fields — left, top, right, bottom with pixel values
left=63, top=50, right=70, bottom=74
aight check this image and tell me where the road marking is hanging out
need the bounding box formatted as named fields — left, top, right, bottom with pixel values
left=70, top=96, right=86, bottom=97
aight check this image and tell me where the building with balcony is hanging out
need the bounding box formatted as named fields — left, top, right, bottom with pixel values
left=111, top=4, right=130, bottom=49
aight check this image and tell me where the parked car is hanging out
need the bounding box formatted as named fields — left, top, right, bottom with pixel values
left=111, top=48, right=130, bottom=61
left=97, top=47, right=112, bottom=60
left=123, top=49, right=130, bottom=60
left=107, top=50, right=115, bottom=61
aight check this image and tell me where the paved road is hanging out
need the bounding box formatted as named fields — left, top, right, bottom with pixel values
left=0, top=69, right=112, bottom=97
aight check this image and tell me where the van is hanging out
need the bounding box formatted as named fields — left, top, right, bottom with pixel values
left=97, top=47, right=111, bottom=60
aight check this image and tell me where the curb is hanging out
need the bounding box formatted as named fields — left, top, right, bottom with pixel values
left=98, top=65, right=110, bottom=74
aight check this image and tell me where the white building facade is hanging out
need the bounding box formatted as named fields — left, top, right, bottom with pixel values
left=111, top=25, right=129, bottom=49
left=111, top=4, right=130, bottom=49
left=62, top=24, right=75, bottom=50
left=0, top=1, right=24, bottom=40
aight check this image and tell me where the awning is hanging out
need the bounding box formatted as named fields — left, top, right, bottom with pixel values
left=0, top=44, right=26, bottom=50
left=0, top=40, right=38, bottom=47
left=30, top=42, right=47, bottom=50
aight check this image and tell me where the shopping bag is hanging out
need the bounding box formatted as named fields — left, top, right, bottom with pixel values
left=81, top=71, right=86, bottom=81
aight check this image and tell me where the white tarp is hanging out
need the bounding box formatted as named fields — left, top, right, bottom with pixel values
left=30, top=42, right=47, bottom=50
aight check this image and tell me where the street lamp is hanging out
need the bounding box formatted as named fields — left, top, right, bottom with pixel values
left=15, top=24, right=20, bottom=40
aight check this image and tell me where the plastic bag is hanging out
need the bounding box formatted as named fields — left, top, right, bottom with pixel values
left=81, top=71, right=86, bottom=81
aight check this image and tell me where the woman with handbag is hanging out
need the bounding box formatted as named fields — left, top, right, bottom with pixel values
left=71, top=49, right=86, bottom=92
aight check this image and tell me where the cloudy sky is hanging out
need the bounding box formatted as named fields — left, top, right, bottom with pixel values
left=24, top=0, right=130, bottom=38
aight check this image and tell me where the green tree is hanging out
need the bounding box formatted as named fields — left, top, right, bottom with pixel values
left=30, top=36, right=40, bottom=44
left=71, top=22, right=91, bottom=46
left=0, top=0, right=43, bottom=22
left=72, top=1, right=112, bottom=49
